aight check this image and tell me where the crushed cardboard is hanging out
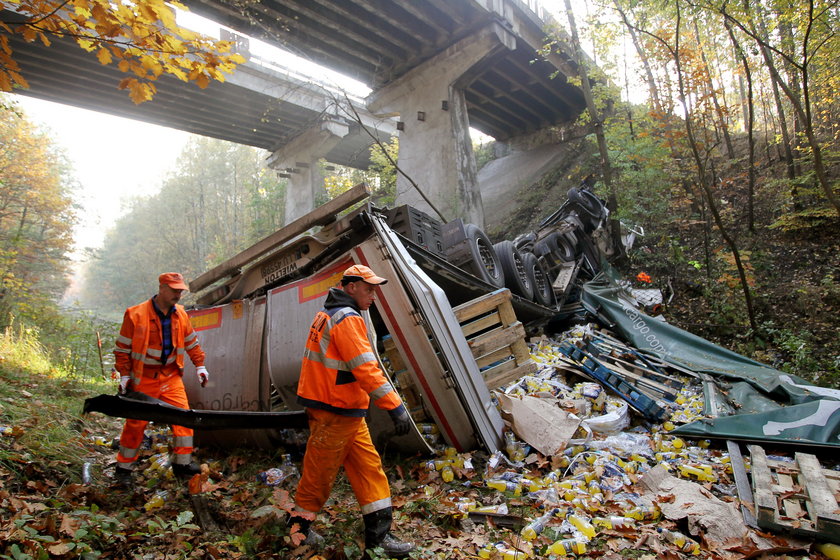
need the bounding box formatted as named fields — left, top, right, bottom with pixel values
left=495, top=393, right=581, bottom=456
left=639, top=465, right=810, bottom=559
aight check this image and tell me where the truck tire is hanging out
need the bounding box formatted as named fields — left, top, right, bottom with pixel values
left=493, top=240, right=534, bottom=300
left=534, top=231, right=576, bottom=263
left=463, top=224, right=504, bottom=288
left=522, top=251, right=555, bottom=307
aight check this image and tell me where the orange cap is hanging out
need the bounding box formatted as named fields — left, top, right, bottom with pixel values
left=342, top=264, right=388, bottom=285
left=158, top=272, right=188, bottom=290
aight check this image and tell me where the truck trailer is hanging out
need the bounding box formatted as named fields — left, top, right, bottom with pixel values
left=175, top=182, right=618, bottom=454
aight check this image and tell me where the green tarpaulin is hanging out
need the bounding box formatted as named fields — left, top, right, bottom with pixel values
left=580, top=269, right=840, bottom=449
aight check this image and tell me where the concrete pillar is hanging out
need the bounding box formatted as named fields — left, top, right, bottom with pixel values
left=267, top=119, right=350, bottom=225
left=367, top=23, right=515, bottom=229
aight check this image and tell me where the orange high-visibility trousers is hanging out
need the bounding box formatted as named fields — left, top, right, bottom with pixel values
left=295, top=408, right=391, bottom=516
left=116, top=368, right=194, bottom=467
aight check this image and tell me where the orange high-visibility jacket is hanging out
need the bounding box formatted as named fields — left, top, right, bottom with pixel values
left=114, top=298, right=205, bottom=385
left=297, top=287, right=402, bottom=416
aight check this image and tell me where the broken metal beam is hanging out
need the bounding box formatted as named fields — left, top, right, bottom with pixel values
left=83, top=392, right=308, bottom=430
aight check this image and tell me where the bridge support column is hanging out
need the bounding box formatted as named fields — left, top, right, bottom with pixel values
left=367, top=23, right=515, bottom=229
left=267, top=119, right=350, bottom=225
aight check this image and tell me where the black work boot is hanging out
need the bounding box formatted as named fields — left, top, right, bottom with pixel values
left=113, top=465, right=134, bottom=488
left=363, top=507, right=415, bottom=558
left=171, top=462, right=201, bottom=480
left=288, top=515, right=325, bottom=549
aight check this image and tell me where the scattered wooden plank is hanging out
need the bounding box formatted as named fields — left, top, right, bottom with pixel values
left=749, top=445, right=840, bottom=543
left=452, top=289, right=536, bottom=390
left=483, top=361, right=538, bottom=391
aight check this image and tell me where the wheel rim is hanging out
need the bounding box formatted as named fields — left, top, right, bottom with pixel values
left=513, top=253, right=530, bottom=290
left=476, top=238, right=498, bottom=279
left=533, top=266, right=549, bottom=297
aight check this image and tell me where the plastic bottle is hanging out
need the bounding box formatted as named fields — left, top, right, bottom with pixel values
left=587, top=480, right=604, bottom=500
left=257, top=467, right=290, bottom=486
left=545, top=537, right=587, bottom=556
left=471, top=503, right=509, bottom=515
left=143, top=453, right=172, bottom=478
left=521, top=508, right=558, bottom=541
left=678, top=464, right=716, bottom=482
left=504, top=432, right=526, bottom=462
left=143, top=490, right=168, bottom=512
left=417, top=423, right=439, bottom=435
left=558, top=479, right=584, bottom=490
left=441, top=464, right=454, bottom=482
left=520, top=478, right=543, bottom=493
left=487, top=479, right=522, bottom=496
left=625, top=505, right=661, bottom=521
left=570, top=497, right=599, bottom=513
left=657, top=528, right=700, bottom=554
left=816, top=542, right=840, bottom=560
left=280, top=454, right=299, bottom=482
left=566, top=511, right=596, bottom=539
left=659, top=528, right=701, bottom=554
left=478, top=543, right=495, bottom=559
left=592, top=516, right=635, bottom=530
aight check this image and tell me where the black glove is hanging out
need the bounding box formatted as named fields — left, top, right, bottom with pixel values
left=388, top=404, right=411, bottom=436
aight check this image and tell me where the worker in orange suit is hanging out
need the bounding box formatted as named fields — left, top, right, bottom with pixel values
left=290, top=264, right=415, bottom=557
left=112, top=272, right=209, bottom=487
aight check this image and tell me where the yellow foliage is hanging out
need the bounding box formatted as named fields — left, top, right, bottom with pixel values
left=0, top=0, right=244, bottom=101
left=96, top=47, right=112, bottom=65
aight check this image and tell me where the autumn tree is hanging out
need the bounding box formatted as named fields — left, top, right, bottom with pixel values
left=0, top=0, right=245, bottom=103
left=706, top=0, right=840, bottom=219
left=0, top=100, right=76, bottom=324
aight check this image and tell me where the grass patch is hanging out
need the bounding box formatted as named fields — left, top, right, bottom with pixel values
left=0, top=323, right=113, bottom=483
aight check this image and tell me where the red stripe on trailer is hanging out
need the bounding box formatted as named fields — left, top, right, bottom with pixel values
left=352, top=247, right=465, bottom=451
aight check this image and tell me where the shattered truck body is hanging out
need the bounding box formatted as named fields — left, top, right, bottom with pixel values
left=179, top=183, right=618, bottom=454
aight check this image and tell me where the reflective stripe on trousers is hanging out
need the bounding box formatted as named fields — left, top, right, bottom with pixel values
left=116, top=369, right=193, bottom=466
left=294, top=408, right=391, bottom=515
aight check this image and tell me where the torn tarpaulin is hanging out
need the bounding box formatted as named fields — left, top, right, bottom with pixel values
left=580, top=267, right=840, bottom=449
left=83, top=392, right=308, bottom=430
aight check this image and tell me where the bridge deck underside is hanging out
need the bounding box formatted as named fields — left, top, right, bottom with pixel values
left=8, top=26, right=381, bottom=167
left=182, top=0, right=586, bottom=139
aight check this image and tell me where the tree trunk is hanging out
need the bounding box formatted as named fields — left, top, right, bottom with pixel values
left=776, top=15, right=803, bottom=177
left=725, top=20, right=756, bottom=232
left=613, top=0, right=664, bottom=114
left=563, top=0, right=625, bottom=263
left=674, top=4, right=758, bottom=332
left=693, top=21, right=735, bottom=160
left=743, top=6, right=840, bottom=217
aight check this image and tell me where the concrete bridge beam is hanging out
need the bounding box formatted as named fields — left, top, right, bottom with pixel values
left=267, top=119, right=350, bottom=225
left=367, top=22, right=516, bottom=229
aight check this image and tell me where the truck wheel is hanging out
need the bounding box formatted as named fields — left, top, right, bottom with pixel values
left=493, top=240, right=534, bottom=300
left=523, top=252, right=556, bottom=307
left=534, top=231, right=576, bottom=263
left=464, top=224, right=504, bottom=288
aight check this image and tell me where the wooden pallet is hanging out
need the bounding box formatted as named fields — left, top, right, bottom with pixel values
left=452, top=289, right=537, bottom=390
left=749, top=445, right=840, bottom=543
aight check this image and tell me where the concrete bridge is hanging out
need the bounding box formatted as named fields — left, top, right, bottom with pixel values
left=9, top=0, right=588, bottom=227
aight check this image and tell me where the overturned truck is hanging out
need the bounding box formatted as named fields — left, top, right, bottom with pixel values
left=175, top=183, right=621, bottom=454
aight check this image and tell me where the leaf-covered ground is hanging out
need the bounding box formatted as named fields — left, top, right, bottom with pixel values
left=3, top=331, right=837, bottom=560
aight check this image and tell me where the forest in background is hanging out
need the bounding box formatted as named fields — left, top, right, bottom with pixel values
left=0, top=0, right=837, bottom=387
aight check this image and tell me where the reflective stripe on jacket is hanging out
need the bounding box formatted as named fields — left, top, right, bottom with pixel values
left=114, top=298, right=205, bottom=385
left=297, top=287, right=402, bottom=417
